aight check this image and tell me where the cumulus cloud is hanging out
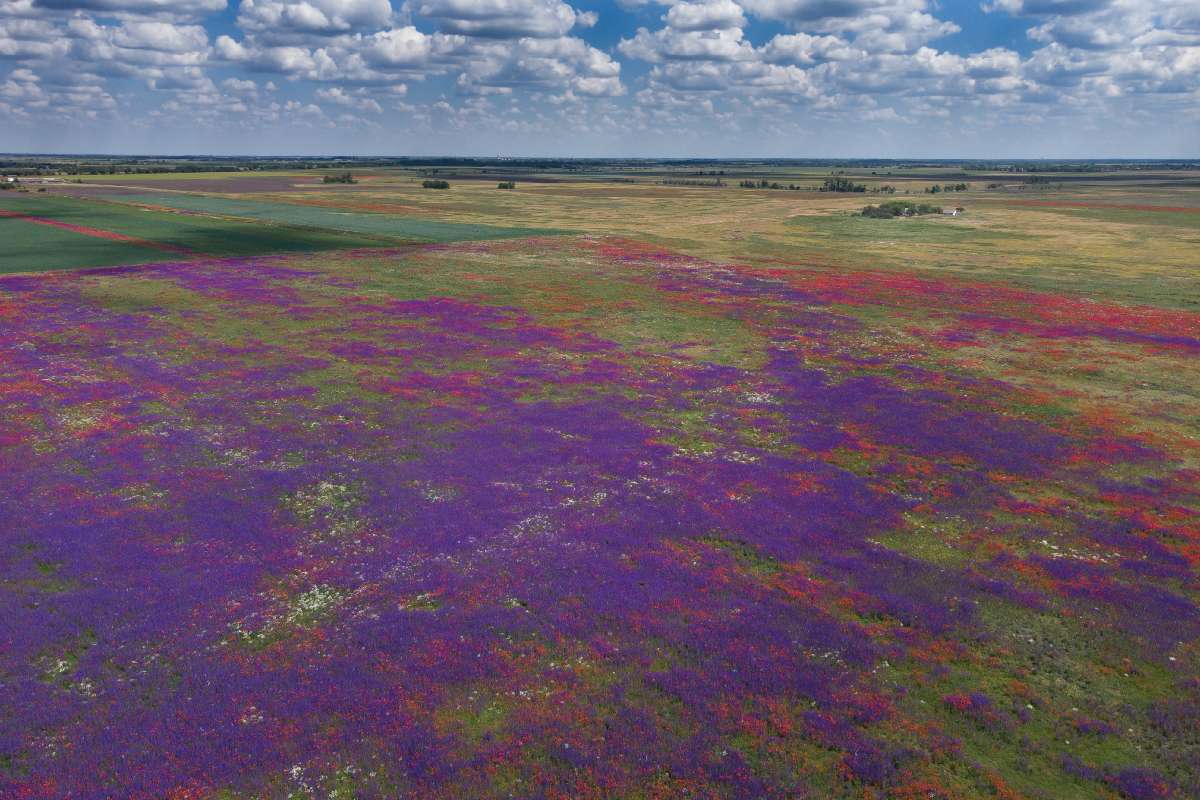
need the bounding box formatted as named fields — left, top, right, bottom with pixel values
left=417, top=0, right=591, bottom=39
left=68, top=17, right=211, bottom=69
left=760, top=31, right=855, bottom=64
left=613, top=0, right=1200, bottom=138
left=361, top=25, right=437, bottom=66
left=1, top=17, right=70, bottom=58
left=987, top=0, right=1200, bottom=93
left=316, top=84, right=382, bottom=111
left=215, top=36, right=320, bottom=74
left=664, top=0, right=746, bottom=32
left=456, top=33, right=623, bottom=96
left=620, top=25, right=754, bottom=62
left=238, top=0, right=394, bottom=39
left=31, top=0, right=226, bottom=17
left=985, top=0, right=1113, bottom=15
left=112, top=21, right=208, bottom=52
left=740, top=0, right=958, bottom=50
left=0, top=0, right=1196, bottom=145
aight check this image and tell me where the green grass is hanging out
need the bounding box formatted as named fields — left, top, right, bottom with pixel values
left=760, top=208, right=1200, bottom=310
left=111, top=193, right=566, bottom=243
left=1028, top=205, right=1200, bottom=230
left=0, top=194, right=383, bottom=271
left=784, top=212, right=1024, bottom=246
left=0, top=215, right=179, bottom=274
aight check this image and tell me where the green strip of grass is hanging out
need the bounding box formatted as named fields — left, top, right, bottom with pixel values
left=0, top=194, right=390, bottom=271
left=0, top=216, right=180, bottom=274
left=1021, top=205, right=1200, bottom=230
left=783, top=212, right=1025, bottom=245
left=111, top=193, right=566, bottom=242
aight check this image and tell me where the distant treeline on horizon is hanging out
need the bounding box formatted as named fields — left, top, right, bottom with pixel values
left=2, top=155, right=1197, bottom=179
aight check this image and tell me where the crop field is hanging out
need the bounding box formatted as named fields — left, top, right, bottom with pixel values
left=0, top=194, right=377, bottom=272
left=1, top=166, right=1198, bottom=799
left=0, top=193, right=560, bottom=274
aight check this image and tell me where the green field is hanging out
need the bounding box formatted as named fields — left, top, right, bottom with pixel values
left=0, top=215, right=180, bottom=273
left=110, top=193, right=565, bottom=243
left=0, top=194, right=384, bottom=270
left=0, top=192, right=564, bottom=273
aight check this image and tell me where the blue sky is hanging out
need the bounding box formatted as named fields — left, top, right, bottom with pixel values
left=1, top=0, right=1197, bottom=156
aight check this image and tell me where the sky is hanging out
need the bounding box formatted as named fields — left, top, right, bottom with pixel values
left=1, top=0, right=1197, bottom=157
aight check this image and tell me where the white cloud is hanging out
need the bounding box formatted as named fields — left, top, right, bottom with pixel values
left=457, top=34, right=624, bottom=96
left=216, top=36, right=319, bottom=73
left=112, top=21, right=208, bottom=52
left=222, top=76, right=258, bottom=92
left=740, top=0, right=958, bottom=50
left=760, top=32, right=855, bottom=64
left=664, top=0, right=746, bottom=32
left=0, top=0, right=1196, bottom=148
left=417, top=0, right=590, bottom=39
left=0, top=17, right=70, bottom=58
left=620, top=25, right=754, bottom=62
left=30, top=0, right=226, bottom=18
left=985, top=0, right=1113, bottom=16
left=361, top=25, right=436, bottom=66
left=238, top=0, right=394, bottom=39
left=316, top=84, right=382, bottom=111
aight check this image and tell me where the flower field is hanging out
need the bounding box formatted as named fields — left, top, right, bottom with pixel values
left=1, top=230, right=1196, bottom=799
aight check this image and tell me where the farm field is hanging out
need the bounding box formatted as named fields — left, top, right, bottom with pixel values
left=1, top=163, right=1198, bottom=799
left=65, top=167, right=1195, bottom=308
left=0, top=192, right=561, bottom=274
left=0, top=194, right=378, bottom=272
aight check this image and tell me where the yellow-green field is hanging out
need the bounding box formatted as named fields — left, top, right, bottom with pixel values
left=39, top=165, right=1194, bottom=306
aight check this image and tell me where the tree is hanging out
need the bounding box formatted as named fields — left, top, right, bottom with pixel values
left=821, top=177, right=867, bottom=192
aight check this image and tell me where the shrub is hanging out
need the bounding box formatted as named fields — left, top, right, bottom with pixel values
left=497, top=181, right=516, bottom=189
left=860, top=200, right=942, bottom=218
left=422, top=180, right=450, bottom=190
left=861, top=205, right=893, bottom=219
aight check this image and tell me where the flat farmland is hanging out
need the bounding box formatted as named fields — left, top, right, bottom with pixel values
left=103, top=192, right=566, bottom=242
left=223, top=172, right=1200, bottom=307
left=1, top=211, right=189, bottom=272
left=0, top=194, right=380, bottom=270
left=0, top=192, right=562, bottom=272
left=1, top=165, right=1198, bottom=799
